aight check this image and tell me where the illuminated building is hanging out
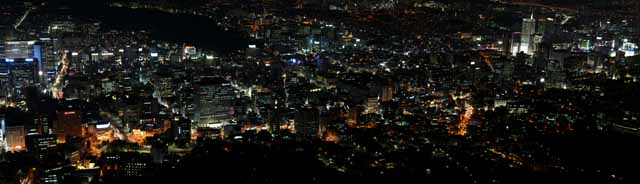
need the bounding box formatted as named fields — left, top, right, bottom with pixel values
left=0, top=41, right=45, bottom=98
left=519, top=14, right=536, bottom=55
left=195, top=77, right=235, bottom=128
left=182, top=45, right=197, bottom=60
left=381, top=84, right=394, bottom=102
left=101, top=78, right=115, bottom=94
left=171, top=116, right=191, bottom=144
left=27, top=134, right=57, bottom=160
left=123, top=162, right=148, bottom=177
left=152, top=66, right=174, bottom=98
left=119, top=86, right=158, bottom=130
left=347, top=107, right=361, bottom=125
left=27, top=115, right=49, bottom=136
left=48, top=21, right=76, bottom=34
left=507, top=101, right=533, bottom=114
left=37, top=37, right=60, bottom=85
left=364, top=97, right=380, bottom=114
left=510, top=32, right=522, bottom=56
left=617, top=40, right=638, bottom=57
left=2, top=41, right=36, bottom=59
left=53, top=110, right=82, bottom=143
left=5, top=125, right=25, bottom=152
left=543, top=51, right=567, bottom=90
left=0, top=116, right=5, bottom=150
left=104, top=153, right=152, bottom=177
left=177, top=85, right=197, bottom=121
left=39, top=166, right=70, bottom=184
left=10, top=58, right=37, bottom=87
left=0, top=58, right=38, bottom=98
left=140, top=96, right=159, bottom=129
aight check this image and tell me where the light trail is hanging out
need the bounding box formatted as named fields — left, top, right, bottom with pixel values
left=488, top=148, right=524, bottom=166
left=480, top=52, right=495, bottom=72
left=51, top=52, right=69, bottom=99
left=449, top=94, right=474, bottom=136
left=19, top=168, right=35, bottom=184
left=450, top=103, right=474, bottom=136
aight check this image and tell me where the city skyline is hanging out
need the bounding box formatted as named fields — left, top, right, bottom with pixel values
left=0, top=0, right=638, bottom=183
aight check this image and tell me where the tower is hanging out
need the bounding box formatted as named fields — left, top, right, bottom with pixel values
left=520, top=14, right=536, bottom=55
left=295, top=106, right=319, bottom=137
left=195, top=77, right=235, bottom=128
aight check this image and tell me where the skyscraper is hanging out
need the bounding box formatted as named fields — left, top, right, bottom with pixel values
left=53, top=110, right=82, bottom=143
left=0, top=41, right=44, bottom=98
left=381, top=84, right=394, bottom=102
left=195, top=77, right=235, bottom=128
left=171, top=116, right=191, bottom=144
left=295, top=106, right=320, bottom=137
left=5, top=125, right=25, bottom=152
left=519, top=14, right=536, bottom=55
left=27, top=134, right=57, bottom=160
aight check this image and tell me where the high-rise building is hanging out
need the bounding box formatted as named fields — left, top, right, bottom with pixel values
left=37, top=37, right=59, bottom=86
left=152, top=67, right=174, bottom=98
left=182, top=45, right=197, bottom=60
left=347, top=107, right=361, bottom=126
left=123, top=161, right=149, bottom=177
left=6, top=125, right=25, bottom=152
left=2, top=41, right=35, bottom=59
left=381, top=84, right=394, bottom=102
left=27, top=134, right=57, bottom=160
left=195, top=77, right=235, bottom=128
left=295, top=106, right=320, bottom=137
left=53, top=110, right=82, bottom=143
left=519, top=14, right=536, bottom=55
left=0, top=116, right=5, bottom=150
left=0, top=41, right=45, bottom=98
left=10, top=58, right=37, bottom=88
left=171, top=116, right=191, bottom=144
left=510, top=32, right=522, bottom=56
left=177, top=85, right=197, bottom=121
left=365, top=97, right=379, bottom=114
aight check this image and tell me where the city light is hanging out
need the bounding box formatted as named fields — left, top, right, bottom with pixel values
left=1, top=1, right=637, bottom=183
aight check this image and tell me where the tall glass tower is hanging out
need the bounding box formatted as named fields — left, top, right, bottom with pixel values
left=520, top=14, right=536, bottom=55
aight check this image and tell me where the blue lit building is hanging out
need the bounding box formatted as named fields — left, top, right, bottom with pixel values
left=0, top=41, right=45, bottom=98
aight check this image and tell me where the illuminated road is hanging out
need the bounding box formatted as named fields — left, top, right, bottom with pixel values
left=19, top=169, right=35, bottom=184
left=84, top=111, right=140, bottom=156
left=102, top=112, right=126, bottom=140
left=101, top=112, right=156, bottom=145
left=488, top=148, right=524, bottom=166
left=504, top=1, right=577, bottom=12
left=480, top=52, right=495, bottom=72
left=452, top=103, right=474, bottom=136
left=449, top=94, right=474, bottom=136
left=51, top=52, right=69, bottom=99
